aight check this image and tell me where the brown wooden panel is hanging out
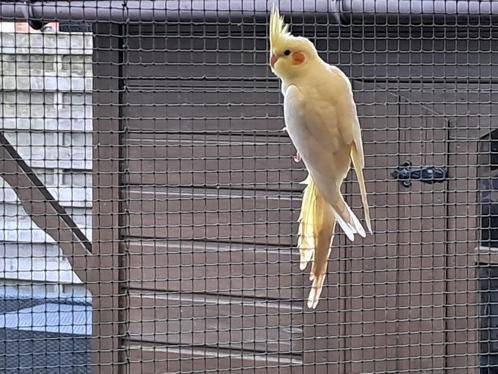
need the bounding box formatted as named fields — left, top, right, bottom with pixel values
left=124, top=118, right=282, bottom=134
left=328, top=88, right=402, bottom=374
left=124, top=36, right=498, bottom=82
left=122, top=84, right=283, bottom=133
left=394, top=99, right=448, bottom=373
left=128, top=240, right=304, bottom=300
left=123, top=84, right=280, bottom=119
left=399, top=84, right=484, bottom=369
left=92, top=24, right=123, bottom=374
left=126, top=186, right=300, bottom=246
left=127, top=343, right=304, bottom=374
left=124, top=133, right=306, bottom=190
left=127, top=290, right=304, bottom=354
left=124, top=35, right=271, bottom=80
left=446, top=136, right=479, bottom=371
left=385, top=82, right=498, bottom=135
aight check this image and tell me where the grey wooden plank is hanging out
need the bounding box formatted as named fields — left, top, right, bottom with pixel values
left=394, top=97, right=448, bottom=373
left=446, top=136, right=479, bottom=371
left=126, top=186, right=301, bottom=246
left=127, top=290, right=304, bottom=354
left=124, top=36, right=498, bottom=82
left=91, top=23, right=123, bottom=374
left=127, top=239, right=304, bottom=300
left=127, top=342, right=304, bottom=374
left=121, top=86, right=283, bottom=133
left=124, top=133, right=306, bottom=190
left=124, top=36, right=271, bottom=80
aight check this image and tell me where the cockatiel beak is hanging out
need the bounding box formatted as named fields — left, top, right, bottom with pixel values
left=270, top=53, right=279, bottom=68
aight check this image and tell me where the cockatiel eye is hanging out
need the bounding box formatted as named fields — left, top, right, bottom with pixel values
left=283, top=49, right=291, bottom=56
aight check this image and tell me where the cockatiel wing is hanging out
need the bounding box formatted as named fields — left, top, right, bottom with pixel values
left=349, top=111, right=372, bottom=234
left=284, top=84, right=366, bottom=240
left=328, top=66, right=372, bottom=234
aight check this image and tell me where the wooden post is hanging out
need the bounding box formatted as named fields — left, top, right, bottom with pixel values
left=92, top=23, right=124, bottom=374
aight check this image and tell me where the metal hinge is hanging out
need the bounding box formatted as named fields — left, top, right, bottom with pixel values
left=391, top=161, right=448, bottom=188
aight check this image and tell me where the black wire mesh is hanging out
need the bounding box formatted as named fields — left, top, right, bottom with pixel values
left=0, top=1, right=497, bottom=373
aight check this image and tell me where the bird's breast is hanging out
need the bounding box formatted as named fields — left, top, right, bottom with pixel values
left=283, top=86, right=350, bottom=184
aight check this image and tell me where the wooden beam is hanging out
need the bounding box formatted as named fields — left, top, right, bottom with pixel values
left=91, top=22, right=124, bottom=374
left=0, top=131, right=95, bottom=289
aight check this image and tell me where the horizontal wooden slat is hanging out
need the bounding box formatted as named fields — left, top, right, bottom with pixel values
left=124, top=36, right=270, bottom=80
left=126, top=186, right=300, bottom=246
left=128, top=290, right=303, bottom=354
left=122, top=86, right=282, bottom=132
left=124, top=134, right=306, bottom=190
left=127, top=342, right=304, bottom=374
left=124, top=36, right=498, bottom=82
left=128, top=240, right=304, bottom=300
left=123, top=118, right=283, bottom=134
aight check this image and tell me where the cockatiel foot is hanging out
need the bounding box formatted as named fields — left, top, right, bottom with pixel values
left=293, top=152, right=302, bottom=163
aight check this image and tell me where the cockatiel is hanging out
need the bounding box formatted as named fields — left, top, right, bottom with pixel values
left=269, top=7, right=372, bottom=309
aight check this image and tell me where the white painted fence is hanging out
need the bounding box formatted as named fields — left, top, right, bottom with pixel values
left=0, top=30, right=92, bottom=300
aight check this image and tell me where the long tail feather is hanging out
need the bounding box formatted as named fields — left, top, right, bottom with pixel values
left=351, top=142, right=373, bottom=234
left=298, top=176, right=335, bottom=309
left=330, top=191, right=366, bottom=241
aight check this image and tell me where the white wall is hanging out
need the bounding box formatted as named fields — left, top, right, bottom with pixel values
left=0, top=30, right=92, bottom=301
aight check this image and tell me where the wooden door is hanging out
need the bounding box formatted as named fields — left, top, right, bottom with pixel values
left=336, top=84, right=450, bottom=373
left=395, top=96, right=448, bottom=372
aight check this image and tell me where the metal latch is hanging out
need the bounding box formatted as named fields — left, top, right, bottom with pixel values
left=391, top=161, right=448, bottom=188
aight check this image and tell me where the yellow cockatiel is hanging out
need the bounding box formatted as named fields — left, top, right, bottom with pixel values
left=269, top=7, right=372, bottom=308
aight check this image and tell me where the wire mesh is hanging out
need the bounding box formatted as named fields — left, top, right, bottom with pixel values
left=0, top=1, right=496, bottom=373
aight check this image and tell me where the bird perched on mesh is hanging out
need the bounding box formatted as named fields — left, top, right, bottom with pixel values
left=269, top=6, right=372, bottom=309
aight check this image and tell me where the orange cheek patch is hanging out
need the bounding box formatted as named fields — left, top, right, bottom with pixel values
left=292, top=52, right=305, bottom=65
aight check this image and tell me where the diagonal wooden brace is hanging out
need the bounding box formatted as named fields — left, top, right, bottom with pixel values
left=0, top=132, right=95, bottom=290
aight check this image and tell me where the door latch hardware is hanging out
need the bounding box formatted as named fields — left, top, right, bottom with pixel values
left=391, top=161, right=448, bottom=188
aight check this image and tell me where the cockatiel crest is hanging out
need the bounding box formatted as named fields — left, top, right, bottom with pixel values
left=269, top=5, right=291, bottom=48
left=269, top=6, right=372, bottom=309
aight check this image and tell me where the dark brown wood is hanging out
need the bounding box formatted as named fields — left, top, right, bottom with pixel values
left=127, top=290, right=303, bottom=354
left=95, top=25, right=487, bottom=373
left=122, top=86, right=284, bottom=134
left=0, top=131, right=93, bottom=288
left=126, top=186, right=300, bottom=246
left=128, top=240, right=303, bottom=299
left=323, top=87, right=403, bottom=374
left=318, top=85, right=454, bottom=373
left=124, top=133, right=305, bottom=190
left=446, top=118, right=480, bottom=372
left=126, top=342, right=304, bottom=374
left=398, top=85, right=481, bottom=371
left=115, top=25, right=310, bottom=373
left=395, top=97, right=448, bottom=373
left=91, top=23, right=124, bottom=374
left=124, top=36, right=271, bottom=81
